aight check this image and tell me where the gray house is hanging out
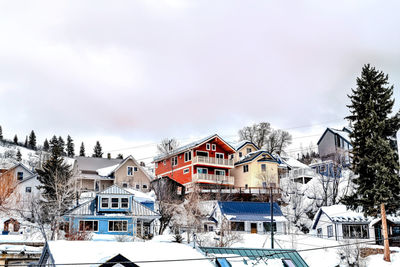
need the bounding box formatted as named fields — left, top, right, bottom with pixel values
left=317, top=127, right=352, bottom=165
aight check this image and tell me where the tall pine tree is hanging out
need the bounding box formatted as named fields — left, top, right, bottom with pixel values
left=66, top=135, right=75, bottom=157
left=92, top=141, right=103, bottom=158
left=13, top=135, right=18, bottom=144
left=0, top=125, right=3, bottom=140
left=79, top=142, right=85, bottom=157
left=58, top=136, right=66, bottom=156
left=24, top=136, right=28, bottom=147
left=43, top=139, right=50, bottom=152
left=342, top=64, right=400, bottom=216
left=16, top=149, right=22, bottom=161
left=28, top=130, right=37, bottom=150
left=49, top=135, right=61, bottom=157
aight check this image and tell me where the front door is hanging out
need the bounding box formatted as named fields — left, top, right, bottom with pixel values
left=251, top=223, right=257, bottom=234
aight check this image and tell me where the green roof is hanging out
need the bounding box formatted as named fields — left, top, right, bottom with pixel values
left=200, top=247, right=309, bottom=267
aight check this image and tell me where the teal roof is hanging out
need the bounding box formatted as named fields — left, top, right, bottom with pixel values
left=200, top=247, right=308, bottom=267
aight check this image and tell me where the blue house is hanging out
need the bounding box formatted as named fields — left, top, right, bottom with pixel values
left=64, top=185, right=160, bottom=237
left=208, top=201, right=287, bottom=234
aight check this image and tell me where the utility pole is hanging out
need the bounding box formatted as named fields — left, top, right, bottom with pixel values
left=270, top=185, right=274, bottom=249
left=381, top=203, right=391, bottom=262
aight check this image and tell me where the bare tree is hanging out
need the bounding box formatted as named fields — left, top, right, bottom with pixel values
left=157, top=138, right=179, bottom=155
left=217, top=219, right=243, bottom=247
left=265, top=129, right=292, bottom=155
left=238, top=122, right=271, bottom=148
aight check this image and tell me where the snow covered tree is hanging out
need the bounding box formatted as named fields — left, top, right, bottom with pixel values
left=92, top=141, right=103, bottom=158
left=0, top=125, right=3, bottom=140
left=66, top=135, right=75, bottom=157
left=79, top=142, right=85, bottom=157
left=24, top=136, right=28, bottom=147
left=16, top=149, right=22, bottom=162
left=43, top=139, right=50, bottom=152
left=49, top=136, right=61, bottom=157
left=58, top=136, right=66, bottom=156
left=28, top=130, right=37, bottom=150
left=13, top=135, right=18, bottom=144
left=342, top=64, right=400, bottom=262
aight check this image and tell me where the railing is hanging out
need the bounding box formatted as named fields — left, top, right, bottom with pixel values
left=192, top=156, right=234, bottom=167
left=280, top=168, right=315, bottom=179
left=192, top=173, right=234, bottom=185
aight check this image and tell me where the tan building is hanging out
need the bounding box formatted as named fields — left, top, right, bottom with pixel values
left=231, top=141, right=279, bottom=188
left=72, top=156, right=152, bottom=193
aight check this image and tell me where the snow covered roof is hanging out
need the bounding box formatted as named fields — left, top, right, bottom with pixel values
left=44, top=241, right=214, bottom=267
left=276, top=155, right=310, bottom=170
left=124, top=188, right=155, bottom=202
left=312, top=205, right=370, bottom=229
left=0, top=244, right=42, bottom=255
left=370, top=215, right=400, bottom=226
left=96, top=164, right=119, bottom=176
left=75, top=157, right=123, bottom=172
left=317, top=127, right=352, bottom=145
left=153, top=134, right=236, bottom=162
left=233, top=140, right=259, bottom=151
left=234, top=150, right=278, bottom=166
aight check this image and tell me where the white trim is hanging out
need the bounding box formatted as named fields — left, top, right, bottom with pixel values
left=183, top=168, right=190, bottom=174
left=120, top=197, right=129, bottom=209
left=212, top=144, right=216, bottom=151
left=157, top=165, right=193, bottom=176
left=108, top=220, right=128, bottom=232
left=111, top=197, right=119, bottom=209
left=196, top=150, right=209, bottom=157
left=215, top=169, right=225, bottom=176
left=215, top=152, right=224, bottom=159
left=206, top=143, right=211, bottom=150
left=172, top=156, right=178, bottom=167
left=101, top=197, right=109, bottom=208
left=184, top=151, right=192, bottom=162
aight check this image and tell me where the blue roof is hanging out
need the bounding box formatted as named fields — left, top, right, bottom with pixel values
left=218, top=201, right=283, bottom=217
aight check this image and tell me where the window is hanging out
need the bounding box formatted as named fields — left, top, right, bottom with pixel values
left=163, top=160, right=166, bottom=165
left=101, top=198, right=109, bottom=208
left=317, top=228, right=323, bottom=238
left=184, top=151, right=192, bottom=162
left=208, top=225, right=214, bottom=232
left=121, top=198, right=129, bottom=208
left=215, top=152, right=224, bottom=159
left=243, top=165, right=249, bottom=173
left=108, top=221, right=128, bottom=232
left=263, top=222, right=277, bottom=232
left=155, top=162, right=158, bottom=168
left=25, top=187, right=32, bottom=193
left=247, top=148, right=252, bottom=154
left=215, top=169, right=225, bottom=176
left=239, top=152, right=242, bottom=157
left=212, top=144, right=216, bottom=151
left=127, top=167, right=134, bottom=176
left=136, top=184, right=140, bottom=189
left=79, top=220, right=98, bottom=232
left=122, top=183, right=128, bottom=188
left=111, top=198, right=119, bottom=208
left=196, top=151, right=208, bottom=157
left=261, top=164, right=266, bottom=172
left=134, top=167, right=138, bottom=172
left=172, top=157, right=178, bottom=166
left=327, top=225, right=333, bottom=238
left=342, top=224, right=369, bottom=239
left=197, top=167, right=208, bottom=174
left=143, top=184, right=148, bottom=189
left=230, top=222, right=245, bottom=231
left=183, top=168, right=190, bottom=174
left=17, top=172, right=23, bottom=181
left=206, top=143, right=210, bottom=150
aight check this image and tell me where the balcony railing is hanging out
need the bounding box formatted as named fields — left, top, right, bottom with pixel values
left=192, top=156, right=234, bottom=167
left=192, top=173, right=234, bottom=185
left=280, top=168, right=315, bottom=179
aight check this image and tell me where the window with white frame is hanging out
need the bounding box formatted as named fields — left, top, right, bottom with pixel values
left=247, top=148, right=252, bottom=154
left=172, top=156, right=178, bottom=166
left=342, top=224, right=369, bottom=239
left=108, top=221, right=127, bottom=232
left=212, top=144, right=216, bottom=151
left=327, top=225, right=333, bottom=238
left=111, top=198, right=119, bottom=208
left=215, top=169, right=225, bottom=176
left=183, top=168, right=190, bottom=174
left=184, top=151, right=192, bottom=162
left=25, top=187, right=32, bottom=193
left=243, top=165, right=249, bottom=173
left=79, top=220, right=98, bottom=232
left=197, top=167, right=208, bottom=174
left=206, top=143, right=211, bottom=150
left=101, top=198, right=109, bottom=208
left=121, top=198, right=129, bottom=208
left=196, top=151, right=208, bottom=157
left=127, top=166, right=134, bottom=176
left=215, top=152, right=224, bottom=159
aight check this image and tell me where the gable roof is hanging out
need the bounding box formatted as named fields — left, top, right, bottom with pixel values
left=200, top=247, right=309, bottom=267
left=99, top=184, right=133, bottom=195
left=100, top=254, right=139, bottom=267
left=75, top=157, right=123, bottom=172
left=275, top=155, right=310, bottom=169
left=317, top=127, right=351, bottom=145
left=112, top=156, right=153, bottom=181
left=312, top=205, right=370, bottom=229
left=234, top=140, right=259, bottom=151
left=218, top=201, right=284, bottom=222
left=153, top=134, right=236, bottom=162
left=234, top=150, right=278, bottom=166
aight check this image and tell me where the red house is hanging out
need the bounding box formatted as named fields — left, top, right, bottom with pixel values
left=154, top=134, right=236, bottom=192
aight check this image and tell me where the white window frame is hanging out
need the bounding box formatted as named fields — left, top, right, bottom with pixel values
left=212, top=144, right=216, bottom=151
left=108, top=220, right=128, bottom=232
left=101, top=197, right=109, bottom=208
left=327, top=225, right=333, bottom=238
left=196, top=150, right=209, bottom=157
left=206, top=143, right=211, bottom=150
left=183, top=168, right=190, bottom=174
left=197, top=167, right=208, bottom=174
left=79, top=220, right=99, bottom=232
left=120, top=198, right=129, bottom=209
left=111, top=198, right=119, bottom=209
left=127, top=166, right=134, bottom=176
left=172, top=156, right=178, bottom=166
left=215, top=169, right=225, bottom=176
left=184, top=151, right=192, bottom=162
left=215, top=152, right=224, bottom=159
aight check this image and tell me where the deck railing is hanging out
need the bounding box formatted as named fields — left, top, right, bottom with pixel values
left=192, top=173, right=234, bottom=185
left=192, top=156, right=234, bottom=167
left=280, top=168, right=315, bottom=179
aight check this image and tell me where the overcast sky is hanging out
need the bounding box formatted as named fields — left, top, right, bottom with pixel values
left=0, top=0, right=399, bottom=164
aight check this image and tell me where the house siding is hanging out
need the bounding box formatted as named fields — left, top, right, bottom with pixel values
left=114, top=158, right=151, bottom=190
left=232, top=158, right=279, bottom=188
left=68, top=216, right=136, bottom=236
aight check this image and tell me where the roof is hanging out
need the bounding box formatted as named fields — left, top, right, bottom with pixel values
left=312, top=205, right=370, bottom=229
left=153, top=134, right=236, bottom=162
left=218, top=201, right=284, bottom=220
left=99, top=184, right=133, bottom=195
left=317, top=127, right=351, bottom=145
left=233, top=140, right=259, bottom=151
left=75, top=157, right=123, bottom=172
left=200, top=247, right=309, bottom=267
left=234, top=150, right=278, bottom=166
left=44, top=241, right=214, bottom=267
left=275, top=155, right=310, bottom=169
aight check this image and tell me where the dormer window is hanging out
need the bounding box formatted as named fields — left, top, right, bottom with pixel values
left=101, top=198, right=109, bottom=208
left=111, top=198, right=119, bottom=208
left=121, top=198, right=129, bottom=208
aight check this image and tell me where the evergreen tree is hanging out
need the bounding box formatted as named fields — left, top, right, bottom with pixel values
left=28, top=130, right=37, bottom=150
left=43, top=139, right=50, bottom=152
left=0, top=125, right=3, bottom=140
left=49, top=135, right=61, bottom=157
left=79, top=142, right=85, bottom=157
left=58, top=136, right=66, bottom=156
left=343, top=64, right=400, bottom=216
left=92, top=141, right=103, bottom=158
left=66, top=135, right=75, bottom=157
left=24, top=136, right=28, bottom=147
left=116, top=153, right=123, bottom=159
left=16, top=149, right=22, bottom=162
left=13, top=135, right=18, bottom=144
